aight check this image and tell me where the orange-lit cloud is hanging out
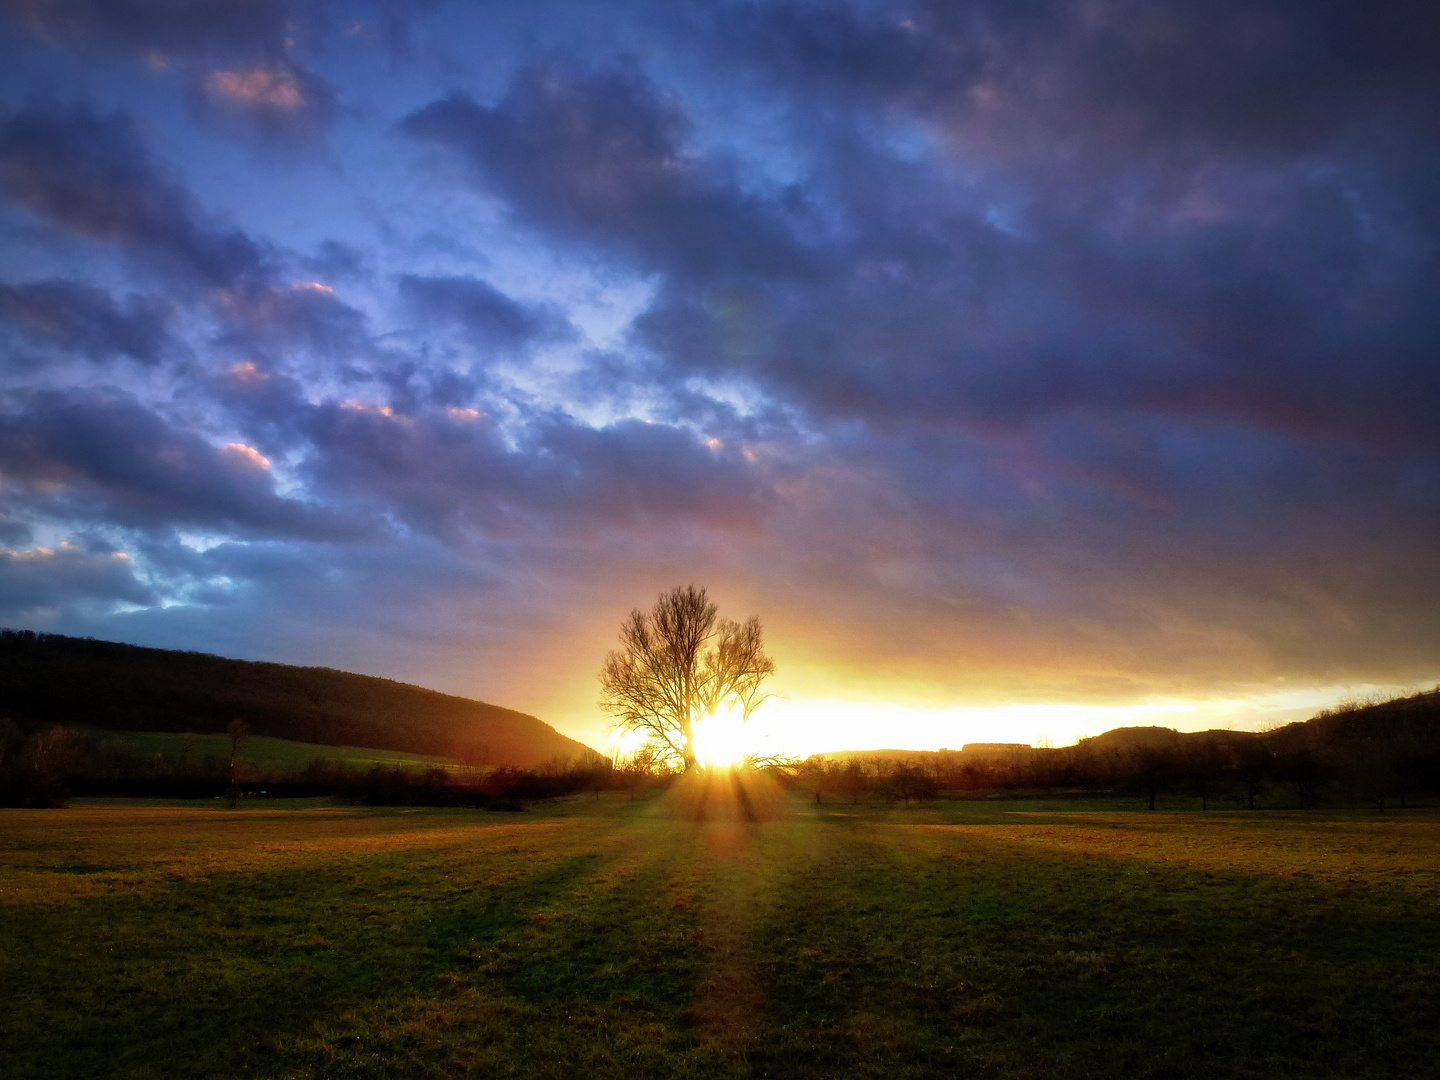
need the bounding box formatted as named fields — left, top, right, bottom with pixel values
left=205, top=67, right=305, bottom=111
left=193, top=62, right=338, bottom=144
left=229, top=361, right=267, bottom=383
left=222, top=442, right=271, bottom=470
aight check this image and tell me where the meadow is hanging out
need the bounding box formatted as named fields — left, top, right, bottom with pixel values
left=81, top=729, right=468, bottom=774
left=2, top=783, right=1437, bottom=1079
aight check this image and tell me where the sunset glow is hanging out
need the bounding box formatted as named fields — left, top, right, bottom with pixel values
left=740, top=682, right=1435, bottom=759
left=0, top=1, right=1435, bottom=759
left=691, top=707, right=753, bottom=768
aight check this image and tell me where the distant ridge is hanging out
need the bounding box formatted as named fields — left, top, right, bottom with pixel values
left=0, top=630, right=597, bottom=768
left=816, top=744, right=1037, bottom=764
left=811, top=689, right=1440, bottom=760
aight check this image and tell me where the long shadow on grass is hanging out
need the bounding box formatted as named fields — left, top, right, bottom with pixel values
left=274, top=809, right=777, bottom=1079
left=424, top=817, right=727, bottom=1076
left=0, top=805, right=776, bottom=1080
left=0, top=819, right=630, bottom=1080
left=744, top=815, right=1440, bottom=1080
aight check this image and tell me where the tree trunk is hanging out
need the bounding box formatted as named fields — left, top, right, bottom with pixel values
left=682, top=722, right=696, bottom=772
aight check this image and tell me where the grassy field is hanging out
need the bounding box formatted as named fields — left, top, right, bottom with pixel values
left=83, top=729, right=470, bottom=774
left=2, top=781, right=1438, bottom=1079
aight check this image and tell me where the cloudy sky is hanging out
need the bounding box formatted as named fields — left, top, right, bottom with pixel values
left=1, top=0, right=1437, bottom=753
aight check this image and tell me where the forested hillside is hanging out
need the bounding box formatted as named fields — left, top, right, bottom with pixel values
left=0, top=630, right=594, bottom=768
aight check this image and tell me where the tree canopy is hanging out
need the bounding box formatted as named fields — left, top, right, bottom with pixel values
left=599, top=585, right=775, bottom=771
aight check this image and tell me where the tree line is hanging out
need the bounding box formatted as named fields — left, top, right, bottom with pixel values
left=0, top=718, right=630, bottom=810
left=3, top=684, right=1435, bottom=812
left=792, top=690, right=1440, bottom=810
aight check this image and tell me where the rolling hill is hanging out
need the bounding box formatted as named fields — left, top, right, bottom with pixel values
left=0, top=630, right=596, bottom=769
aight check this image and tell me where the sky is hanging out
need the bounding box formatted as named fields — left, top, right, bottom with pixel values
left=1, top=0, right=1437, bottom=756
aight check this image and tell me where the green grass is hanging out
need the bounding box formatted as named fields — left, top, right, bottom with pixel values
left=2, top=782, right=1437, bottom=1078
left=84, top=728, right=468, bottom=773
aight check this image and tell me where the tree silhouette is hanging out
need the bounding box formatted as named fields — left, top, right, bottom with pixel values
left=599, top=585, right=775, bottom=771
left=837, top=759, right=869, bottom=804
left=225, top=719, right=251, bottom=807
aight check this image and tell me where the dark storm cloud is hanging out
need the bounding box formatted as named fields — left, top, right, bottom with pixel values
left=0, top=390, right=360, bottom=539
left=401, top=63, right=816, bottom=281
left=212, top=360, right=311, bottom=455
left=0, top=100, right=385, bottom=363
left=216, top=281, right=375, bottom=361
left=634, top=170, right=1440, bottom=445
left=1, top=0, right=340, bottom=144
left=0, top=541, right=154, bottom=616
left=396, top=19, right=1440, bottom=449
left=713, top=0, right=1440, bottom=156
left=0, top=0, right=299, bottom=61
left=302, top=400, right=772, bottom=541
left=0, top=100, right=271, bottom=287
left=398, top=273, right=572, bottom=350
left=700, top=0, right=1440, bottom=437
left=203, top=356, right=774, bottom=542
left=0, top=279, right=172, bottom=364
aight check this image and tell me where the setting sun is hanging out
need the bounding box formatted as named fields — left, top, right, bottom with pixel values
left=690, top=706, right=754, bottom=767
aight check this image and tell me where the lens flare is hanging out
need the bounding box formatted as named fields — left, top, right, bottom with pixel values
left=691, top=706, right=753, bottom=767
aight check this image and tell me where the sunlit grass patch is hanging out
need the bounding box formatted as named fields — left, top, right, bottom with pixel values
left=0, top=803, right=596, bottom=906
left=2, top=795, right=1438, bottom=1078
left=922, top=810, right=1440, bottom=892
left=83, top=729, right=467, bottom=773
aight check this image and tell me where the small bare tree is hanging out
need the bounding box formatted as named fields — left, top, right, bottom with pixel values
left=600, top=585, right=775, bottom=771
left=225, top=719, right=251, bottom=808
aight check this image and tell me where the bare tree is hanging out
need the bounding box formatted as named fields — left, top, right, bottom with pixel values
left=599, top=585, right=775, bottom=771
left=837, top=759, right=869, bottom=804
left=225, top=719, right=251, bottom=807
